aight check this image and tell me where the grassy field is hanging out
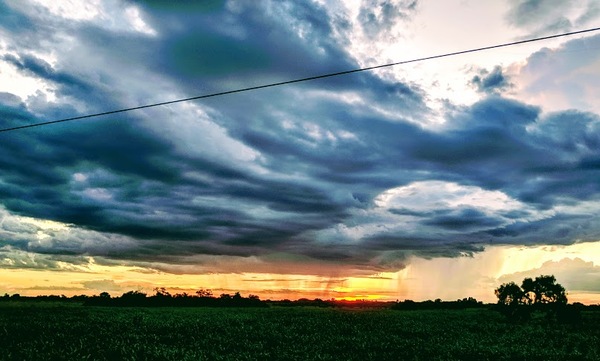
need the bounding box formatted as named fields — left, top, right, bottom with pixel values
left=0, top=303, right=598, bottom=360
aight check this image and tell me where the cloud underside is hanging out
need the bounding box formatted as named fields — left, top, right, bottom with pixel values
left=0, top=0, right=600, bottom=274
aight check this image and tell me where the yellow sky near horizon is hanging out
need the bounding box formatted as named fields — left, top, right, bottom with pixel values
left=2, top=242, right=599, bottom=304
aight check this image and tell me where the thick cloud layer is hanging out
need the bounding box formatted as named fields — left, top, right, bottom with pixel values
left=1, top=0, right=599, bottom=274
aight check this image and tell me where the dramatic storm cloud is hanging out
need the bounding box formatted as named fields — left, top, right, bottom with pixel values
left=0, top=0, right=599, bottom=300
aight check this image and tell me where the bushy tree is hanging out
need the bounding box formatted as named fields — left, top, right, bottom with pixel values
left=495, top=275, right=567, bottom=307
left=521, top=275, right=567, bottom=305
left=495, top=275, right=570, bottom=322
left=495, top=281, right=523, bottom=307
left=119, top=290, right=147, bottom=306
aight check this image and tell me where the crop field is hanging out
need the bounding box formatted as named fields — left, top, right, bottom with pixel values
left=1, top=303, right=599, bottom=360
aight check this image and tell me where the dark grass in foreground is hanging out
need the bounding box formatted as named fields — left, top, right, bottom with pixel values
left=0, top=303, right=598, bottom=360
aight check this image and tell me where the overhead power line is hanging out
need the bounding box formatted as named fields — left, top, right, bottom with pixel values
left=1, top=26, right=600, bottom=133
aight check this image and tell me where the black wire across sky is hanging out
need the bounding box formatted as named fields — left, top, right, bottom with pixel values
left=1, top=26, right=599, bottom=134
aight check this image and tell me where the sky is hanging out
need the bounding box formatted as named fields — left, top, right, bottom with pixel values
left=1, top=0, right=600, bottom=303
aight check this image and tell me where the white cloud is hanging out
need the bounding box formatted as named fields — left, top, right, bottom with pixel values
left=313, top=181, right=552, bottom=247
left=0, top=206, right=138, bottom=256
left=376, top=180, right=547, bottom=223
left=499, top=257, right=600, bottom=294
left=1, top=208, right=70, bottom=233
left=26, top=0, right=157, bottom=35
left=72, top=173, right=87, bottom=182
left=82, top=187, right=113, bottom=201
left=512, top=34, right=600, bottom=114
left=0, top=55, right=55, bottom=101
left=318, top=0, right=600, bottom=123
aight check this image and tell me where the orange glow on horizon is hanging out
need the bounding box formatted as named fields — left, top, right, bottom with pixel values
left=1, top=243, right=600, bottom=304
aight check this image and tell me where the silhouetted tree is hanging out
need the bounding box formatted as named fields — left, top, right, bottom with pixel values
left=119, top=290, right=147, bottom=306
left=392, top=298, right=484, bottom=311
left=495, top=275, right=569, bottom=322
left=154, top=287, right=171, bottom=297
left=496, top=275, right=567, bottom=307
left=196, top=289, right=213, bottom=298
left=520, top=277, right=536, bottom=305
left=494, top=281, right=523, bottom=307
left=521, top=275, right=567, bottom=305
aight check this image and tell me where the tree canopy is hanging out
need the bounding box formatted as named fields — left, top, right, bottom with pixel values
left=495, top=275, right=567, bottom=307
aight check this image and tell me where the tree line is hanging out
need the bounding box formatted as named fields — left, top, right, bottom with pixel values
left=1, top=288, right=267, bottom=308
left=2, top=274, right=596, bottom=317
left=391, top=297, right=485, bottom=311
left=85, top=288, right=268, bottom=307
left=1, top=289, right=340, bottom=308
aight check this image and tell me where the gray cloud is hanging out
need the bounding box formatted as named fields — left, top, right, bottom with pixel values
left=505, top=0, right=600, bottom=35
left=0, top=246, right=91, bottom=271
left=507, top=0, right=572, bottom=28
left=470, top=66, right=513, bottom=94
left=358, top=0, right=417, bottom=38
left=423, top=208, right=507, bottom=231
left=0, top=1, right=29, bottom=29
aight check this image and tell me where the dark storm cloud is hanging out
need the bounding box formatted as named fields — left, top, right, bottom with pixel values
left=406, top=97, right=547, bottom=190
left=135, top=0, right=355, bottom=88
left=485, top=213, right=600, bottom=245
left=0, top=93, right=31, bottom=128
left=517, top=110, right=600, bottom=204
left=1, top=0, right=600, bottom=273
left=138, top=0, right=226, bottom=12
left=470, top=66, right=513, bottom=94
left=311, top=93, right=600, bottom=259
left=422, top=208, right=506, bottom=231
left=364, top=234, right=485, bottom=261
left=437, top=100, right=600, bottom=207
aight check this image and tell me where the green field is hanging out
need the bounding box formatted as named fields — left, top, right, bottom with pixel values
left=0, top=303, right=598, bottom=360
